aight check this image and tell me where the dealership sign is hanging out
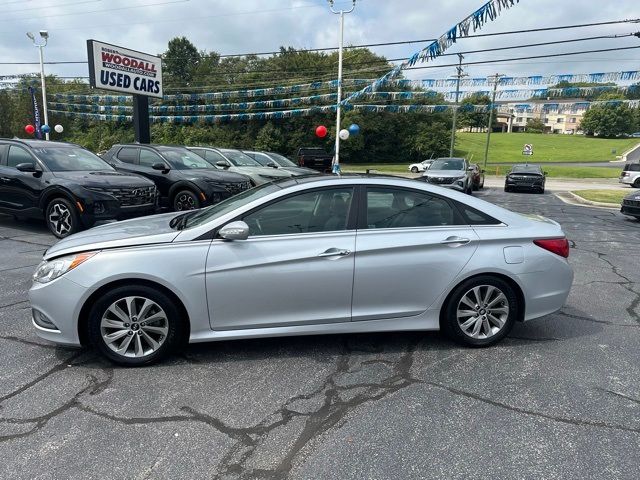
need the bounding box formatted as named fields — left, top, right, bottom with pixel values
left=87, top=40, right=163, bottom=98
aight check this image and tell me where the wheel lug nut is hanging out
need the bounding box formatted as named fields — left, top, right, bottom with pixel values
left=127, top=331, right=133, bottom=335
left=138, top=331, right=143, bottom=335
left=124, top=323, right=130, bottom=328
left=141, top=322, right=145, bottom=327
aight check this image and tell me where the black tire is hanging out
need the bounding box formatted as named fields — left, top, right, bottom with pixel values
left=45, top=197, right=80, bottom=238
left=633, top=178, right=640, bottom=188
left=504, top=186, right=510, bottom=192
left=479, top=179, right=484, bottom=190
left=441, top=275, right=518, bottom=347
left=472, top=182, right=478, bottom=191
left=466, top=183, right=473, bottom=195
left=411, top=167, right=419, bottom=173
left=172, top=190, right=201, bottom=211
left=539, top=187, right=545, bottom=194
left=87, top=285, right=185, bottom=366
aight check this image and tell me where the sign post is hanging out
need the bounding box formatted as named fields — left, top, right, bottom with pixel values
left=87, top=40, right=163, bottom=144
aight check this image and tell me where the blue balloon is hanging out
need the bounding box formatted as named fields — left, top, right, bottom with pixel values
left=348, top=123, right=360, bottom=135
left=41, top=124, right=51, bottom=133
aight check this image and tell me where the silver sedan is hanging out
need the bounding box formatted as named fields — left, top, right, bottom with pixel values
left=29, top=176, right=573, bottom=366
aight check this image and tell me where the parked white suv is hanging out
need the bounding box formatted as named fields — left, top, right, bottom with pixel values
left=619, top=163, right=640, bottom=187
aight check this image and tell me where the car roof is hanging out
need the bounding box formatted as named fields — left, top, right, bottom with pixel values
left=0, top=138, right=82, bottom=148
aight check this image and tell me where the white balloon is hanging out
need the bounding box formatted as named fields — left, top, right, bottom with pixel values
left=339, top=129, right=350, bottom=140
left=54, top=124, right=64, bottom=133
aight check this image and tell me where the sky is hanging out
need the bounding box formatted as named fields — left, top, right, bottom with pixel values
left=0, top=0, right=639, bottom=88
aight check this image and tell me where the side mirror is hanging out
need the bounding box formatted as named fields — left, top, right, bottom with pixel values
left=16, top=162, right=36, bottom=173
left=152, top=162, right=170, bottom=173
left=267, top=162, right=278, bottom=168
left=216, top=160, right=229, bottom=169
left=481, top=169, right=486, bottom=174
left=219, top=221, right=249, bottom=241
left=543, top=171, right=548, bottom=176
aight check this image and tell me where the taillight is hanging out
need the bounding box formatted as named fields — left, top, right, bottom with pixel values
left=622, top=172, right=630, bottom=177
left=534, top=238, right=570, bottom=258
left=299, top=156, right=305, bottom=166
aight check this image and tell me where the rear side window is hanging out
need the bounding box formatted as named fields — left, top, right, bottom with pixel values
left=7, top=146, right=33, bottom=168
left=117, top=147, right=138, bottom=164
left=625, top=163, right=640, bottom=172
left=454, top=201, right=502, bottom=225
left=365, top=187, right=460, bottom=229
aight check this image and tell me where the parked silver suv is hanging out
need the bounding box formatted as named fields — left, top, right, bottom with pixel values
left=421, top=157, right=473, bottom=194
left=619, top=163, right=640, bottom=187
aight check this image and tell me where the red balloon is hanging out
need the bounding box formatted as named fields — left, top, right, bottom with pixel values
left=315, top=125, right=327, bottom=138
left=25, top=124, right=35, bottom=135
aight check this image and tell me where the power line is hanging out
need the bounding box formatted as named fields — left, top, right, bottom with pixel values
left=2, top=18, right=638, bottom=65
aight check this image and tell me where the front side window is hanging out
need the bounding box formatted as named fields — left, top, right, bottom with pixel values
left=139, top=149, right=163, bottom=167
left=7, top=146, right=33, bottom=168
left=366, top=187, right=458, bottom=229
left=203, top=149, right=227, bottom=165
left=158, top=148, right=213, bottom=169
left=243, top=188, right=353, bottom=236
left=220, top=149, right=261, bottom=167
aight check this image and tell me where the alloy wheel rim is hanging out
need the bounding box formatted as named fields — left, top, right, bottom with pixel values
left=175, top=193, right=196, bottom=211
left=100, top=296, right=169, bottom=358
left=456, top=285, right=509, bottom=339
left=48, top=203, right=72, bottom=236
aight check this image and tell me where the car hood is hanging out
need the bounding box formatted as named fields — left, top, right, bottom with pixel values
left=52, top=170, right=153, bottom=187
left=234, top=166, right=291, bottom=178
left=180, top=169, right=249, bottom=183
left=423, top=169, right=466, bottom=178
left=44, top=212, right=181, bottom=260
left=279, top=166, right=320, bottom=176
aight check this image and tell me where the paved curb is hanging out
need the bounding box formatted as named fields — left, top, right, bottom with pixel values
left=555, top=191, right=619, bottom=209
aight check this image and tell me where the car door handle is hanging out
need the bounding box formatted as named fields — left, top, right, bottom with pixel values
left=318, top=248, right=352, bottom=257
left=440, top=236, right=471, bottom=246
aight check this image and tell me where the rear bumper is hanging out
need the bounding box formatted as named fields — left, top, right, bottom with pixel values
left=505, top=181, right=544, bottom=190
left=517, top=258, right=573, bottom=321
left=619, top=177, right=634, bottom=185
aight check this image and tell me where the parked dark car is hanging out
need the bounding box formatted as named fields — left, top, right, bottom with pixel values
left=102, top=144, right=252, bottom=211
left=621, top=190, right=640, bottom=220
left=0, top=139, right=158, bottom=238
left=296, top=147, right=333, bottom=172
left=504, top=164, right=546, bottom=193
left=469, top=163, right=485, bottom=190
left=243, top=150, right=320, bottom=176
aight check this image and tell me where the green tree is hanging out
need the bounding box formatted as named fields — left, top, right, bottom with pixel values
left=581, top=103, right=635, bottom=137
left=163, top=37, right=200, bottom=87
left=526, top=118, right=545, bottom=133
left=254, top=122, right=285, bottom=152
left=411, top=121, right=450, bottom=158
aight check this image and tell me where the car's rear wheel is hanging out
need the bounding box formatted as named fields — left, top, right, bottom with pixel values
left=411, top=167, right=419, bottom=173
left=441, top=276, right=517, bottom=347
left=45, top=197, right=80, bottom=238
left=633, top=178, right=640, bottom=188
left=173, top=190, right=200, bottom=211
left=87, top=285, right=184, bottom=366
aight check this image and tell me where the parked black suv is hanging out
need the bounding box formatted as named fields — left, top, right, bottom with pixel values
left=0, top=139, right=157, bottom=238
left=102, top=144, right=252, bottom=211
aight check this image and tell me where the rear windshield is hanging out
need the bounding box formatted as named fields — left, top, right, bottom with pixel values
left=511, top=165, right=542, bottom=173
left=624, top=163, right=640, bottom=172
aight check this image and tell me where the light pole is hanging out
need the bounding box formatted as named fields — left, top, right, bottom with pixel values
left=27, top=30, right=49, bottom=140
left=483, top=73, right=504, bottom=168
left=449, top=54, right=467, bottom=157
left=328, top=0, right=356, bottom=174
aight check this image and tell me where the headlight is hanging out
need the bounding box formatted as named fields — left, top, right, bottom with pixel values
left=33, top=252, right=97, bottom=284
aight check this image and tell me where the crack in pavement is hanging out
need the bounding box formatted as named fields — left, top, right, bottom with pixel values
left=0, top=300, right=28, bottom=310
left=424, top=381, right=640, bottom=435
left=0, top=264, right=39, bottom=274
left=557, top=310, right=639, bottom=327
left=0, top=335, right=60, bottom=349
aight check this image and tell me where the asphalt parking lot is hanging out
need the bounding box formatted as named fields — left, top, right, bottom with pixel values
left=1, top=188, right=639, bottom=480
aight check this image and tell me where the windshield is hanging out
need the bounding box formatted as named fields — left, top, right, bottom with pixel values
left=182, top=182, right=281, bottom=229
left=32, top=147, right=113, bottom=172
left=430, top=158, right=465, bottom=171
left=267, top=152, right=296, bottom=167
left=512, top=165, right=542, bottom=173
left=158, top=147, right=214, bottom=169
left=220, top=149, right=261, bottom=167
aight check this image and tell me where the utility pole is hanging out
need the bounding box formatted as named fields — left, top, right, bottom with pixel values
left=27, top=30, right=50, bottom=140
left=449, top=54, right=466, bottom=157
left=483, top=73, right=504, bottom=168
left=328, top=0, right=356, bottom=174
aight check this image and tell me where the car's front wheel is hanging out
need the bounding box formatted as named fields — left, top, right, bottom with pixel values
left=411, top=167, right=419, bottom=173
left=45, top=197, right=80, bottom=238
left=87, top=285, right=184, bottom=366
left=441, top=276, right=517, bottom=347
left=173, top=190, right=201, bottom=211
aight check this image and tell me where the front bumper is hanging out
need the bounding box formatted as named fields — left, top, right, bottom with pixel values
left=621, top=200, right=640, bottom=217
left=423, top=177, right=466, bottom=191
left=29, top=276, right=89, bottom=346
